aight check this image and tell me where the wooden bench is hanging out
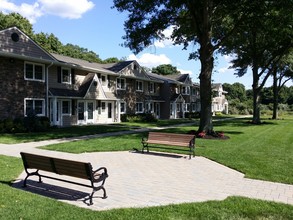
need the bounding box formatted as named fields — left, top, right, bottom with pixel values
left=20, top=152, right=108, bottom=205
left=141, top=132, right=196, bottom=159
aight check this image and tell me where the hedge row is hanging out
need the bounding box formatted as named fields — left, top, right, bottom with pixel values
left=0, top=116, right=50, bottom=133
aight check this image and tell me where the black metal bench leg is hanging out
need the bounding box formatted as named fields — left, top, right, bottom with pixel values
left=23, top=169, right=42, bottom=187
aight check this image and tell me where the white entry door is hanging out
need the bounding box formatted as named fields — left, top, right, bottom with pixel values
left=78, top=101, right=95, bottom=124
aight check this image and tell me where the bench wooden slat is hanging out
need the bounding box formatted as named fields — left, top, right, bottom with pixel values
left=142, top=132, right=195, bottom=159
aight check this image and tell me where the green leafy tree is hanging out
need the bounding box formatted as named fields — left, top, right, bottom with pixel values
left=33, top=32, right=63, bottom=53
left=152, top=64, right=180, bottom=75
left=113, top=0, right=247, bottom=133
left=220, top=1, right=293, bottom=123
left=271, top=51, right=293, bottom=119
left=0, top=12, right=33, bottom=36
left=223, top=83, right=247, bottom=102
left=103, top=57, right=121, bottom=63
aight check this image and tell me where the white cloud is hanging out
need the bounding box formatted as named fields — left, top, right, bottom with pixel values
left=0, top=0, right=43, bottom=23
left=153, top=26, right=176, bottom=48
left=0, top=0, right=94, bottom=23
left=178, top=68, right=193, bottom=75
left=39, top=0, right=94, bottom=19
left=128, top=53, right=171, bottom=68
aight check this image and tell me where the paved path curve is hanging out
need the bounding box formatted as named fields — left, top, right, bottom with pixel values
left=0, top=125, right=292, bottom=210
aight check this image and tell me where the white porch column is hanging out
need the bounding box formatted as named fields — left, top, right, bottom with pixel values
left=51, top=98, right=57, bottom=125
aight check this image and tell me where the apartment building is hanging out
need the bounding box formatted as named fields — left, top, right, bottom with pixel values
left=0, top=26, right=227, bottom=127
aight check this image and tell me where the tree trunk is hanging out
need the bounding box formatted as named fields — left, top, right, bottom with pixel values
left=196, top=0, right=214, bottom=134
left=198, top=40, right=214, bottom=133
left=272, top=70, right=278, bottom=119
left=252, top=65, right=261, bottom=124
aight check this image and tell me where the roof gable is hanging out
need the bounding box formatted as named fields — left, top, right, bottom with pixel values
left=107, top=60, right=151, bottom=80
left=0, top=27, right=55, bottom=62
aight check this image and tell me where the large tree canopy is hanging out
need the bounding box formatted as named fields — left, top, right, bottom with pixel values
left=219, top=0, right=293, bottom=123
left=113, top=0, right=247, bottom=133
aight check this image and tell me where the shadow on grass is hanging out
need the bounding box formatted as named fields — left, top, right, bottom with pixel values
left=213, top=118, right=278, bottom=128
left=0, top=180, right=14, bottom=186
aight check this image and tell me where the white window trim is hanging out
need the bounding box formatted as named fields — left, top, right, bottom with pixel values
left=101, top=74, right=107, bottom=86
left=136, top=80, right=143, bottom=92
left=182, top=86, right=190, bottom=95
left=117, top=78, right=126, bottom=90
left=149, top=82, right=154, bottom=93
left=61, top=100, right=71, bottom=115
left=61, top=67, right=71, bottom=84
left=24, top=98, right=45, bottom=116
left=136, top=102, right=144, bottom=113
left=24, top=62, right=45, bottom=82
left=120, top=101, right=126, bottom=114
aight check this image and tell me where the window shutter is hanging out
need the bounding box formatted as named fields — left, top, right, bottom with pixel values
left=57, top=66, right=61, bottom=83
left=71, top=69, right=75, bottom=84
left=71, top=100, right=76, bottom=115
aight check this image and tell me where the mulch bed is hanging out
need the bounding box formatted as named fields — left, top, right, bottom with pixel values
left=188, top=130, right=230, bottom=140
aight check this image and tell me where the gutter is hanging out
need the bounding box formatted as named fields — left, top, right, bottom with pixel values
left=46, top=62, right=54, bottom=117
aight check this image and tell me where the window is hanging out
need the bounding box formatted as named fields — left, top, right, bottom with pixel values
left=192, top=103, right=196, bottom=112
left=24, top=62, right=45, bottom=81
left=148, top=82, right=154, bottom=93
left=182, top=86, right=190, bottom=95
left=120, top=101, right=126, bottom=114
left=101, top=102, right=106, bottom=112
left=136, top=80, right=143, bottom=91
left=136, top=102, right=144, bottom=113
left=145, top=102, right=153, bottom=113
left=61, top=68, right=71, bottom=84
left=117, top=78, right=126, bottom=90
left=101, top=75, right=107, bottom=86
left=25, top=99, right=45, bottom=116
left=186, top=103, right=190, bottom=112
left=62, top=100, right=70, bottom=115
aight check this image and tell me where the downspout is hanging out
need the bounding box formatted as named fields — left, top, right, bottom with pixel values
left=46, top=62, right=54, bottom=117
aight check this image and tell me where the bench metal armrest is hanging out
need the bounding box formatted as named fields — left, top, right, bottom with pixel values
left=93, top=167, right=108, bottom=182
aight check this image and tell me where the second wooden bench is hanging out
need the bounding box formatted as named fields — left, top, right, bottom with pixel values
left=141, top=132, right=196, bottom=159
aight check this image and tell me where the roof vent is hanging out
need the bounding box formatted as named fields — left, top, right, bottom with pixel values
left=11, top=32, right=19, bottom=42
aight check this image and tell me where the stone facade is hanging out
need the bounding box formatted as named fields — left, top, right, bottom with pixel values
left=0, top=57, right=46, bottom=119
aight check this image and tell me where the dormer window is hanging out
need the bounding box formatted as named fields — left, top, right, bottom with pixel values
left=117, top=78, right=126, bottom=90
left=61, top=68, right=71, bottom=84
left=148, top=82, right=154, bottom=93
left=136, top=80, right=143, bottom=91
left=101, top=74, right=107, bottom=86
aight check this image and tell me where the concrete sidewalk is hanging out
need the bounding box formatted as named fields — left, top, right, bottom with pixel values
left=1, top=120, right=292, bottom=210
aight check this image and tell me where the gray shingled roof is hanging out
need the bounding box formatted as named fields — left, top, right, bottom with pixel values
left=50, top=53, right=115, bottom=75
left=49, top=73, right=95, bottom=98
left=147, top=72, right=181, bottom=84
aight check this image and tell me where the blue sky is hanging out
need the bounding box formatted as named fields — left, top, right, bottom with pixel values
left=1, top=0, right=279, bottom=89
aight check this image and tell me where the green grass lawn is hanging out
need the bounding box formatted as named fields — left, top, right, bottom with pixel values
left=42, top=117, right=293, bottom=184
left=1, top=155, right=292, bottom=220
left=0, top=124, right=133, bottom=144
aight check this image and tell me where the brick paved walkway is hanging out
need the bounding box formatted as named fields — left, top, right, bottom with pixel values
left=8, top=148, right=293, bottom=210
